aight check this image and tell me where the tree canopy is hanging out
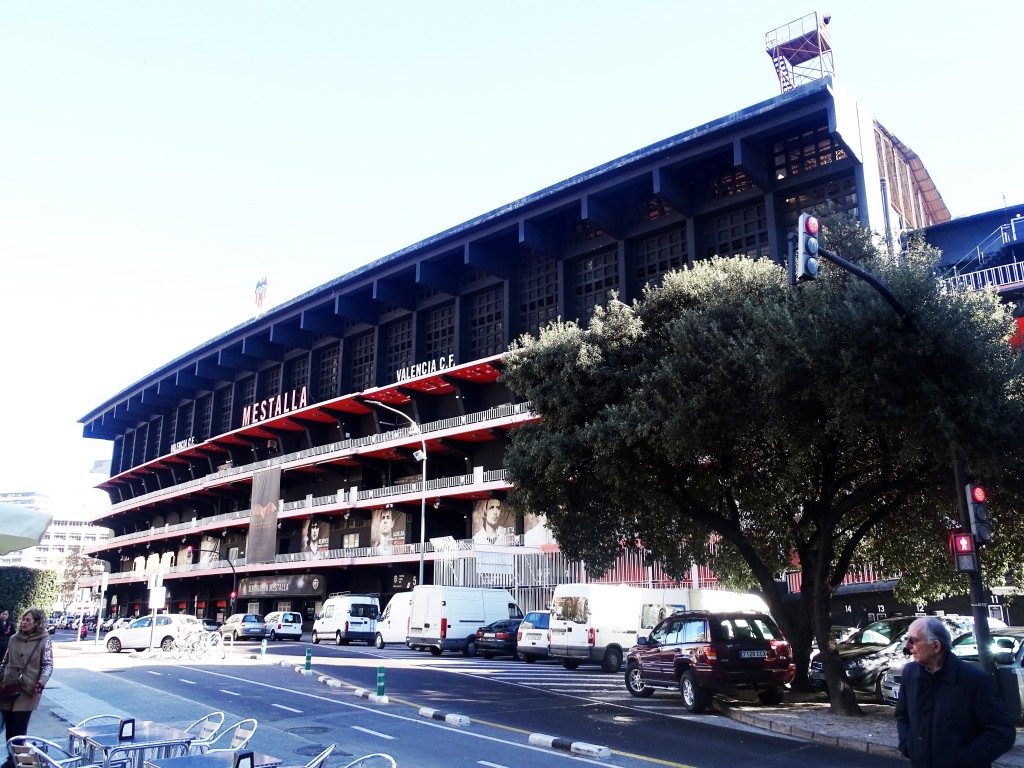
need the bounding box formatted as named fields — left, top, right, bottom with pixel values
left=501, top=223, right=1024, bottom=714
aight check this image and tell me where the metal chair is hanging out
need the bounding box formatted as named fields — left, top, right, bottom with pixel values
left=7, top=738, right=89, bottom=768
left=303, top=744, right=336, bottom=768
left=201, top=719, right=258, bottom=754
left=338, top=755, right=396, bottom=768
left=183, top=712, right=226, bottom=754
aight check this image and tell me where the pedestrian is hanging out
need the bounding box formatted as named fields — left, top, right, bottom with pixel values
left=895, top=616, right=1015, bottom=768
left=0, top=610, right=14, bottom=662
left=0, top=607, right=53, bottom=763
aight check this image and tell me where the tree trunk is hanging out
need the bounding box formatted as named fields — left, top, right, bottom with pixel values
left=812, top=571, right=862, bottom=716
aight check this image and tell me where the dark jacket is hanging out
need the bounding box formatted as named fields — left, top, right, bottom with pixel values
left=0, top=619, right=13, bottom=660
left=895, top=652, right=1016, bottom=768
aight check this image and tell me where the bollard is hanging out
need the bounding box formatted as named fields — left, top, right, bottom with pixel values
left=305, top=648, right=312, bottom=671
left=376, top=666, right=385, bottom=697
left=260, top=638, right=267, bottom=657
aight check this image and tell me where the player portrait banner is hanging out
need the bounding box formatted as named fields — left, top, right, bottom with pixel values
left=246, top=467, right=281, bottom=563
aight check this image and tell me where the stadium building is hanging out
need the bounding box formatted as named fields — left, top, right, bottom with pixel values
left=81, top=66, right=955, bottom=623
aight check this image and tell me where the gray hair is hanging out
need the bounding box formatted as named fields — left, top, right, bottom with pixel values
left=915, top=617, right=952, bottom=651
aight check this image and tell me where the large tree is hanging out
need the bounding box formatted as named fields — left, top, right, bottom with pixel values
left=501, top=223, right=1024, bottom=715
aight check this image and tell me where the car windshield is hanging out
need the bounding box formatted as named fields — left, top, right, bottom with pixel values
left=350, top=604, right=376, bottom=618
left=243, top=615, right=264, bottom=623
left=844, top=618, right=914, bottom=646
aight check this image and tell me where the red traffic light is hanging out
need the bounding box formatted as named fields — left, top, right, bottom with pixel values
left=803, top=215, right=819, bottom=236
left=971, top=485, right=987, bottom=503
left=230, top=591, right=237, bottom=599
left=951, top=532, right=976, bottom=554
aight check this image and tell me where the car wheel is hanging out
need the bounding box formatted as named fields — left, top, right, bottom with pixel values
left=106, top=638, right=122, bottom=653
left=523, top=654, right=536, bottom=663
left=562, top=659, right=581, bottom=670
left=336, top=631, right=343, bottom=646
left=626, top=663, right=655, bottom=698
left=602, top=647, right=623, bottom=673
left=874, top=674, right=886, bottom=703
left=757, top=687, right=784, bottom=705
left=269, top=630, right=277, bottom=641
left=232, top=631, right=239, bottom=641
left=482, top=652, right=495, bottom=660
left=464, top=639, right=478, bottom=657
left=160, top=637, right=175, bottom=652
left=312, top=631, right=320, bottom=644
left=374, top=634, right=385, bottom=649
left=429, top=646, right=443, bottom=656
left=679, top=670, right=709, bottom=713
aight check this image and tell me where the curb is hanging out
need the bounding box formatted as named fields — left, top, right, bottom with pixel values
left=418, top=708, right=469, bottom=726
left=353, top=688, right=389, bottom=704
left=713, top=696, right=902, bottom=760
left=528, top=733, right=611, bottom=759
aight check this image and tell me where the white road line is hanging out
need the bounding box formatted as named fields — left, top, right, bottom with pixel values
left=350, top=726, right=394, bottom=740
left=271, top=703, right=302, bottom=713
left=179, top=679, right=197, bottom=685
left=146, top=671, right=162, bottom=676
left=219, top=689, right=241, bottom=696
left=479, top=762, right=508, bottom=768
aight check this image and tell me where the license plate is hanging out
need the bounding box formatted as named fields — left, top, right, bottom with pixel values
left=484, top=633, right=495, bottom=638
left=891, top=688, right=899, bottom=699
left=739, top=650, right=768, bottom=658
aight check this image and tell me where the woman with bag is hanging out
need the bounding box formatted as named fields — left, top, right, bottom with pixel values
left=0, top=607, right=54, bottom=764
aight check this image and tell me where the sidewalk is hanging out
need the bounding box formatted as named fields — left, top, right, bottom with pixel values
left=715, top=689, right=1024, bottom=768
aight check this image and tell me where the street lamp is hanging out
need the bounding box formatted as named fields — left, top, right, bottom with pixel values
left=187, top=546, right=237, bottom=612
left=366, top=400, right=428, bottom=585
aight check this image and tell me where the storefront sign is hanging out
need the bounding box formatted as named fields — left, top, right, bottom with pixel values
left=238, top=573, right=324, bottom=598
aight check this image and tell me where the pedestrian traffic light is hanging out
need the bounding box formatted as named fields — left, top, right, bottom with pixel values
left=795, top=213, right=820, bottom=282
left=186, top=545, right=193, bottom=560
left=949, top=530, right=978, bottom=572
left=230, top=591, right=237, bottom=600
left=965, top=484, right=993, bottom=546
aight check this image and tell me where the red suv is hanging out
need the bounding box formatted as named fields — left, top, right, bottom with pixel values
left=625, top=610, right=795, bottom=713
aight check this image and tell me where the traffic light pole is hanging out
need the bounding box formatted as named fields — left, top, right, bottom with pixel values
left=788, top=227, right=993, bottom=670
left=788, top=235, right=915, bottom=331
left=953, top=453, right=994, bottom=673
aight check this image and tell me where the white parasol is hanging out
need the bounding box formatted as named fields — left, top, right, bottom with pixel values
left=0, top=503, right=52, bottom=556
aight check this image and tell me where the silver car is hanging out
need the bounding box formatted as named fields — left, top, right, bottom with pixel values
left=219, top=613, right=268, bottom=641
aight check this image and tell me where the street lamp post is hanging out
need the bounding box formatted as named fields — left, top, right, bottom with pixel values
left=188, top=546, right=238, bottom=613
left=367, top=400, right=428, bottom=585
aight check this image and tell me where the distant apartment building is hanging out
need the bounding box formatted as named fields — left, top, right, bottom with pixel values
left=0, top=491, right=113, bottom=569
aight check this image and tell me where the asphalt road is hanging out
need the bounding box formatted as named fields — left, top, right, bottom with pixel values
left=51, top=632, right=906, bottom=768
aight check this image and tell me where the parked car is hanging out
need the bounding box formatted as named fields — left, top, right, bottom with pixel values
left=99, top=617, right=117, bottom=631
left=200, top=618, right=220, bottom=632
left=219, top=613, right=268, bottom=641
left=882, top=625, right=1023, bottom=706
left=475, top=618, right=523, bottom=659
left=624, top=610, right=795, bottom=713
left=810, top=615, right=1003, bottom=701
left=105, top=614, right=204, bottom=652
left=265, top=611, right=303, bottom=641
left=516, top=610, right=550, bottom=663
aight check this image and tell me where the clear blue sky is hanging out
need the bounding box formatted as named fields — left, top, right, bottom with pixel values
left=2, top=2, right=1022, bottom=505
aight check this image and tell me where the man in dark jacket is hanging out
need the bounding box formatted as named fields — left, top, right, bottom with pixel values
left=895, top=616, right=1015, bottom=767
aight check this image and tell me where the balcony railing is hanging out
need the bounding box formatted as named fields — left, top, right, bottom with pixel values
left=107, top=401, right=533, bottom=515
left=942, top=260, right=1024, bottom=294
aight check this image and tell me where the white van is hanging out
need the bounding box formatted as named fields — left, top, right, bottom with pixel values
left=373, top=592, right=414, bottom=649
left=548, top=583, right=768, bottom=672
left=312, top=593, right=380, bottom=645
left=406, top=585, right=522, bottom=656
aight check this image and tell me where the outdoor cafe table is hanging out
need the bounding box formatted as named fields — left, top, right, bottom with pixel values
left=145, top=752, right=282, bottom=768
left=67, top=721, right=193, bottom=768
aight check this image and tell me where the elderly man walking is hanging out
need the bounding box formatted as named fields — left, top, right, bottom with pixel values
left=895, top=616, right=1016, bottom=767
